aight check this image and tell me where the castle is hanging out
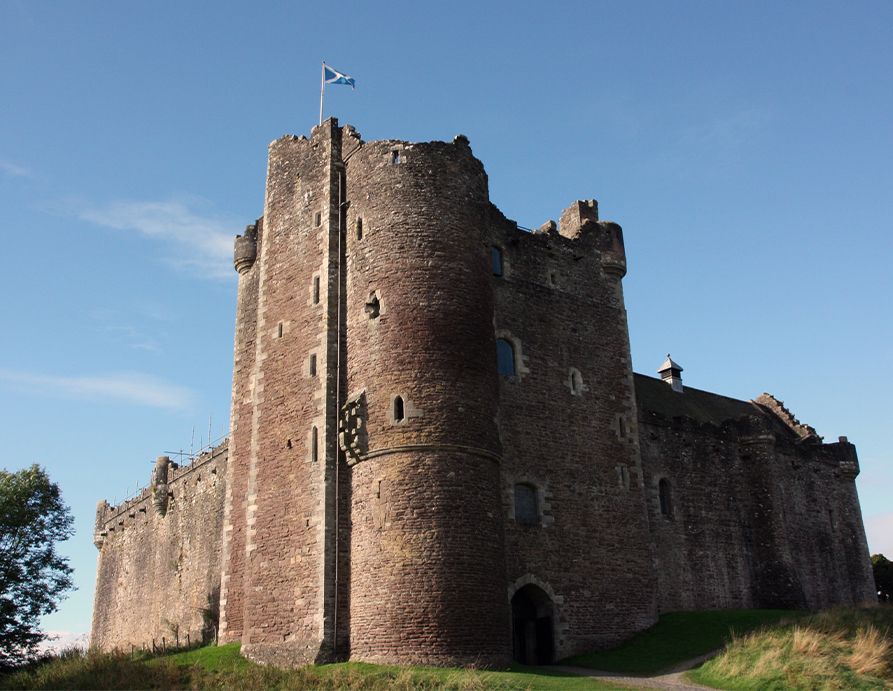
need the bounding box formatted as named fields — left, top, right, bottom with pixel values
left=91, top=120, right=876, bottom=667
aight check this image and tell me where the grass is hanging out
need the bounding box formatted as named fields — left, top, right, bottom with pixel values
left=690, top=606, right=893, bottom=690
left=564, top=609, right=803, bottom=675
left=0, top=643, right=622, bottom=690
left=6, top=608, right=886, bottom=689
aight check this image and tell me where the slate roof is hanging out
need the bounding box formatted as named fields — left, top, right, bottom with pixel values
left=634, top=373, right=761, bottom=427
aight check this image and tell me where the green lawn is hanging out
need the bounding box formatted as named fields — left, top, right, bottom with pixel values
left=564, top=609, right=804, bottom=675
left=7, top=608, right=865, bottom=690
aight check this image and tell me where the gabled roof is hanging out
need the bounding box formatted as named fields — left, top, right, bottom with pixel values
left=634, top=373, right=759, bottom=427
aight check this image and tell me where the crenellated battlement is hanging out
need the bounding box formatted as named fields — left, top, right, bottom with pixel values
left=93, top=441, right=228, bottom=549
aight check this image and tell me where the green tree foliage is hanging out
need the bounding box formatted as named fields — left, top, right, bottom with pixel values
left=872, top=554, right=892, bottom=602
left=0, top=465, right=74, bottom=667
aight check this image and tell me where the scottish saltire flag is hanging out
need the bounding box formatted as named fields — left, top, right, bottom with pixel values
left=324, top=64, right=355, bottom=89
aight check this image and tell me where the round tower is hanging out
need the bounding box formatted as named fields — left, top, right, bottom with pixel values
left=341, top=135, right=510, bottom=666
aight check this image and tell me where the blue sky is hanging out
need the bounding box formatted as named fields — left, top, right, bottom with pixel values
left=1, top=1, right=890, bottom=641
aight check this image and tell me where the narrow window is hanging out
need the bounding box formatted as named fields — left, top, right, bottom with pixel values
left=496, top=338, right=515, bottom=376
left=549, top=272, right=557, bottom=286
left=828, top=509, right=836, bottom=531
left=314, top=212, right=322, bottom=227
left=391, top=150, right=401, bottom=164
left=277, top=322, right=283, bottom=338
left=313, top=276, right=320, bottom=305
left=618, top=416, right=626, bottom=438
left=309, top=354, right=317, bottom=377
left=659, top=478, right=673, bottom=518
left=491, top=246, right=503, bottom=277
left=356, top=217, right=363, bottom=240
left=310, top=426, right=318, bottom=462
left=393, top=396, right=404, bottom=422
left=514, top=483, right=539, bottom=526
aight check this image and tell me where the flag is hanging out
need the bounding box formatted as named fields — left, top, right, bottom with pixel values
left=323, top=64, right=355, bottom=89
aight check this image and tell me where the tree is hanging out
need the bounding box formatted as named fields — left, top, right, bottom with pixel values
left=873, top=554, right=893, bottom=603
left=0, top=465, right=74, bottom=667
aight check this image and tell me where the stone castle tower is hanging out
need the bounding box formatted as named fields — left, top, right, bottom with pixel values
left=91, top=120, right=875, bottom=667
left=219, top=119, right=654, bottom=665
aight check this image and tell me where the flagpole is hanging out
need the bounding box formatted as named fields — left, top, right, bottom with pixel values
left=319, top=62, right=325, bottom=126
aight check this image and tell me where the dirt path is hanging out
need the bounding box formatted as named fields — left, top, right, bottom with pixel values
left=553, top=651, right=718, bottom=690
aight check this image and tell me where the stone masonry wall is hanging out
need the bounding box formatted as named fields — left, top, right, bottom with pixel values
left=93, top=121, right=877, bottom=664
left=341, top=136, right=511, bottom=666
left=488, top=205, right=658, bottom=658
left=218, top=219, right=261, bottom=643
left=232, top=122, right=342, bottom=666
left=636, top=380, right=876, bottom=612
left=91, top=445, right=227, bottom=650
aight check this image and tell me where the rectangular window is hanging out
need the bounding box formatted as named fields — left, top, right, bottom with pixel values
left=313, top=276, right=320, bottom=304
left=309, top=354, right=317, bottom=377
left=314, top=212, right=322, bottom=227
left=514, top=484, right=538, bottom=526
left=491, top=246, right=503, bottom=277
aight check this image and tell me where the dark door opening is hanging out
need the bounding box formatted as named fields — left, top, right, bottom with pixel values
left=511, top=584, right=555, bottom=665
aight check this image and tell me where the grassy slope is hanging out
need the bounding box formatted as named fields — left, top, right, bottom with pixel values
left=7, top=608, right=886, bottom=690
left=564, top=609, right=803, bottom=675
left=689, top=607, right=893, bottom=690
left=1, top=643, right=622, bottom=690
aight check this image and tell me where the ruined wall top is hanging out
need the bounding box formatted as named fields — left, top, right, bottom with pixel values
left=93, top=441, right=228, bottom=549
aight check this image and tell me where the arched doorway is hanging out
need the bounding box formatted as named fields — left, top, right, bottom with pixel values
left=511, top=584, right=555, bottom=664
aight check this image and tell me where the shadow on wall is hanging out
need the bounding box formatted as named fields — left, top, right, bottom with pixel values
left=201, top=585, right=221, bottom=645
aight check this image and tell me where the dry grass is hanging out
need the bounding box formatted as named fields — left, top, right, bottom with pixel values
left=846, top=625, right=891, bottom=677
left=691, top=606, right=893, bottom=690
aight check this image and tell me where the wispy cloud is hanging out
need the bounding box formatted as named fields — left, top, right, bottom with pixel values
left=76, top=197, right=236, bottom=279
left=0, top=159, right=33, bottom=178
left=0, top=369, right=196, bottom=412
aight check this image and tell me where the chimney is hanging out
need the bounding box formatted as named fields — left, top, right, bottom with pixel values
left=658, top=354, right=683, bottom=393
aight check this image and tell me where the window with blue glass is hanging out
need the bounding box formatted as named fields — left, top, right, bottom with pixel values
left=496, top=338, right=515, bottom=376
left=491, top=246, right=504, bottom=276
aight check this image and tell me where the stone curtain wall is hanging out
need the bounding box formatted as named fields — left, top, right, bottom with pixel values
left=635, top=379, right=876, bottom=613
left=91, top=445, right=227, bottom=650
left=488, top=203, right=658, bottom=658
